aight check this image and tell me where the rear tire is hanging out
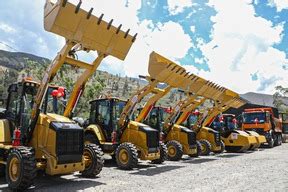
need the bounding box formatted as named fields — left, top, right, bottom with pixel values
left=278, top=134, right=282, bottom=145
left=81, top=144, right=104, bottom=177
left=214, top=140, right=225, bottom=154
left=166, top=140, right=183, bottom=161
left=115, top=142, right=138, bottom=170
left=268, top=138, right=274, bottom=148
left=6, top=147, right=37, bottom=191
left=189, top=141, right=201, bottom=157
left=199, top=139, right=211, bottom=156
left=151, top=142, right=168, bottom=164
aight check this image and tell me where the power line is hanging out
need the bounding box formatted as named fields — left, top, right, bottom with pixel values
left=0, top=41, right=18, bottom=52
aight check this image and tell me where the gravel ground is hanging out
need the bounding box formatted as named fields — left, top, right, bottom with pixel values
left=0, top=144, right=287, bottom=192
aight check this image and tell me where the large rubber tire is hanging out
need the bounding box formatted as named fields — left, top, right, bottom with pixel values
left=268, top=137, right=274, bottom=148
left=214, top=141, right=225, bottom=154
left=151, top=142, right=168, bottom=164
left=278, top=134, right=282, bottom=146
left=84, top=133, right=99, bottom=145
left=115, top=142, right=138, bottom=170
left=0, top=164, right=5, bottom=177
left=6, top=147, right=37, bottom=191
left=274, top=134, right=279, bottom=146
left=81, top=144, right=104, bottom=177
left=166, top=140, right=183, bottom=161
left=189, top=141, right=201, bottom=158
left=199, top=139, right=211, bottom=156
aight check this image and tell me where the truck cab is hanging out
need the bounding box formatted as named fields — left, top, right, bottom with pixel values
left=242, top=108, right=283, bottom=147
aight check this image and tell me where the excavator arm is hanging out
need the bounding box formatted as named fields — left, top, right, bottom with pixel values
left=175, top=97, right=206, bottom=125
left=135, top=84, right=172, bottom=122
left=27, top=0, right=136, bottom=142
left=202, top=97, right=246, bottom=127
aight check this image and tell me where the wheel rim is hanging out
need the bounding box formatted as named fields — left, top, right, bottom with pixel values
left=9, top=157, right=20, bottom=182
left=201, top=143, right=207, bottom=153
left=83, top=150, right=92, bottom=168
left=168, top=145, right=176, bottom=157
left=119, top=149, right=129, bottom=165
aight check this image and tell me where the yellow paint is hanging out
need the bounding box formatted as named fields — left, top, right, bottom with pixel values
left=0, top=120, right=12, bottom=144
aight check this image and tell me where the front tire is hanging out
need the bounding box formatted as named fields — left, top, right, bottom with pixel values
left=151, top=142, right=168, bottom=164
left=268, top=137, right=274, bottom=148
left=81, top=144, right=104, bottom=177
left=6, top=147, right=37, bottom=191
left=199, top=139, right=211, bottom=156
left=115, top=142, right=138, bottom=170
left=189, top=141, right=201, bottom=157
left=166, top=140, right=183, bottom=161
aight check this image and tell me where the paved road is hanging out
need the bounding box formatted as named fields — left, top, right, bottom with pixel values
left=1, top=144, right=287, bottom=191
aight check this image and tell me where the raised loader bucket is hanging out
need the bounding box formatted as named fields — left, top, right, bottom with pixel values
left=148, top=51, right=239, bottom=100
left=44, top=0, right=136, bottom=60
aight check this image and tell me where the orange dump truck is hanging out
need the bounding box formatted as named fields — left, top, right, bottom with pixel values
left=241, top=108, right=283, bottom=148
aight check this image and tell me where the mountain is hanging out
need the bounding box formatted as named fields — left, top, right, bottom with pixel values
left=0, top=50, right=49, bottom=70
left=240, top=92, right=288, bottom=108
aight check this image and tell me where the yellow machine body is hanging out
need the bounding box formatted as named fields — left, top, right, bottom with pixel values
left=165, top=124, right=197, bottom=155
left=85, top=121, right=160, bottom=161
left=120, top=121, right=160, bottom=160
left=196, top=127, right=222, bottom=152
left=245, top=131, right=266, bottom=148
left=221, top=130, right=257, bottom=152
left=0, top=112, right=85, bottom=175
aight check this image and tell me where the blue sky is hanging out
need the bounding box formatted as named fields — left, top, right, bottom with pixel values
left=0, top=0, right=287, bottom=94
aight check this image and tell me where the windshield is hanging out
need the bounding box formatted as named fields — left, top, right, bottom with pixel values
left=113, top=101, right=126, bottom=122
left=44, top=87, right=66, bottom=114
left=243, top=112, right=266, bottom=123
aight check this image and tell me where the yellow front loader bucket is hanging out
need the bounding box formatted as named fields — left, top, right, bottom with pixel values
left=148, top=52, right=239, bottom=100
left=44, top=0, right=136, bottom=60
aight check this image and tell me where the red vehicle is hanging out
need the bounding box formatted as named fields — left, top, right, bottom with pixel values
left=242, top=108, right=282, bottom=148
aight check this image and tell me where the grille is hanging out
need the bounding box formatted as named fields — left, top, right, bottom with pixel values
left=146, top=130, right=159, bottom=149
left=187, top=131, right=196, bottom=145
left=214, top=132, right=221, bottom=146
left=51, top=122, right=84, bottom=164
left=57, top=130, right=84, bottom=155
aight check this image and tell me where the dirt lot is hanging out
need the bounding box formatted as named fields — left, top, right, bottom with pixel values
left=0, top=144, right=287, bottom=192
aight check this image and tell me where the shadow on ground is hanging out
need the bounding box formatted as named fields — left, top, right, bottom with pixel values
left=105, top=159, right=165, bottom=170
left=181, top=157, right=218, bottom=164
left=0, top=174, right=105, bottom=192
left=130, top=165, right=184, bottom=176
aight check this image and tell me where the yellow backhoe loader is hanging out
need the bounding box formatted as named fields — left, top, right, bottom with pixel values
left=145, top=52, right=231, bottom=156
left=201, top=94, right=265, bottom=152
left=0, top=0, right=135, bottom=190
left=83, top=52, right=174, bottom=169
left=135, top=81, right=200, bottom=161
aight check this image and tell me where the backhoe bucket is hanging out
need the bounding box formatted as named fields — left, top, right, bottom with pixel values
left=44, top=0, right=136, bottom=60
left=148, top=51, right=239, bottom=100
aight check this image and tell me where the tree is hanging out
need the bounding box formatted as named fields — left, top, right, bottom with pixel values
left=273, top=85, right=288, bottom=112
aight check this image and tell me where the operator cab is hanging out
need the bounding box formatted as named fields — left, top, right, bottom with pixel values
left=88, top=98, right=126, bottom=141
left=4, top=79, right=39, bottom=142
left=43, top=85, right=67, bottom=114
left=144, top=107, right=171, bottom=133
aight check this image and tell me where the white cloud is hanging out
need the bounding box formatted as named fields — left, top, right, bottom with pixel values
left=268, top=0, right=288, bottom=12
left=67, top=0, right=192, bottom=77
left=194, top=0, right=287, bottom=94
left=167, top=0, right=193, bottom=15
left=190, top=26, right=196, bottom=33
left=0, top=22, right=16, bottom=33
